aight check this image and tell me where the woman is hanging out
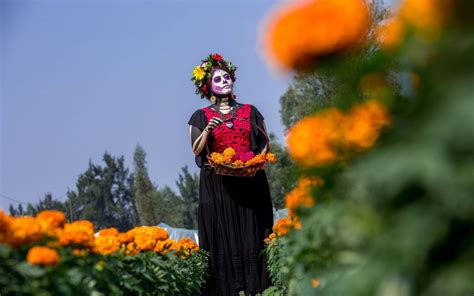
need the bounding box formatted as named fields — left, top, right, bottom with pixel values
left=188, top=53, right=274, bottom=296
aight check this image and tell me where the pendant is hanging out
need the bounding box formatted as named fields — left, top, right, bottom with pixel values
left=226, top=121, right=234, bottom=128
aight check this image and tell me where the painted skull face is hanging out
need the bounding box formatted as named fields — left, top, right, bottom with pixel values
left=211, top=68, right=233, bottom=96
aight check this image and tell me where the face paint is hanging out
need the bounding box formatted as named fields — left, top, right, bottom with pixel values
left=211, top=69, right=233, bottom=96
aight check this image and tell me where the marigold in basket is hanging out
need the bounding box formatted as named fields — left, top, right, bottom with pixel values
left=209, top=147, right=277, bottom=168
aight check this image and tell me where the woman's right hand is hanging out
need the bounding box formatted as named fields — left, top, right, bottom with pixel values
left=205, top=117, right=224, bottom=132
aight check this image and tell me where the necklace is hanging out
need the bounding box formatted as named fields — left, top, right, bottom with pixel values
left=212, top=103, right=239, bottom=129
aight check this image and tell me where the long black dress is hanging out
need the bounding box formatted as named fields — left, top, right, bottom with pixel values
left=188, top=103, right=274, bottom=296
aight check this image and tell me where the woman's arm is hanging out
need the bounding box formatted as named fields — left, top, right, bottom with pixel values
left=259, top=121, right=269, bottom=154
left=189, top=117, right=223, bottom=155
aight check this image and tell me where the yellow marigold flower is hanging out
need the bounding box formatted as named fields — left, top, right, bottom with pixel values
left=285, top=177, right=323, bottom=218
left=287, top=109, right=345, bottom=167
left=8, top=216, right=45, bottom=246
left=59, top=220, right=95, bottom=247
left=260, top=0, right=371, bottom=71
left=193, top=66, right=205, bottom=81
left=344, top=100, right=390, bottom=149
left=27, top=246, right=60, bottom=266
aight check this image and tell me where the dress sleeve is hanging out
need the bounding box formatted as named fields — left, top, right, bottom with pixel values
left=188, top=109, right=207, bottom=130
left=250, top=105, right=268, bottom=154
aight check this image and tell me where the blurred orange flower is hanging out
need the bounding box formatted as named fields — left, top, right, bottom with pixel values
left=59, top=220, right=95, bottom=247
left=93, top=235, right=120, bottom=255
left=285, top=177, right=323, bottom=218
left=260, top=0, right=371, bottom=71
left=8, top=216, right=45, bottom=246
left=345, top=100, right=391, bottom=149
left=27, top=246, right=60, bottom=266
left=0, top=210, right=13, bottom=244
left=287, top=101, right=390, bottom=167
left=287, top=108, right=345, bottom=166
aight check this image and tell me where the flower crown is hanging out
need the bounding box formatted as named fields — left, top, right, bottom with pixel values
left=191, top=53, right=237, bottom=99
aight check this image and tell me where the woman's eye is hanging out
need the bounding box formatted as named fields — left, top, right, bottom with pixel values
left=214, top=77, right=221, bottom=83
left=224, top=74, right=230, bottom=80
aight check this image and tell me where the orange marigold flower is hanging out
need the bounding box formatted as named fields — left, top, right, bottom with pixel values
left=59, top=220, right=95, bottom=247
left=93, top=235, right=119, bottom=255
left=97, top=227, right=119, bottom=237
left=125, top=226, right=169, bottom=252
left=36, top=210, right=66, bottom=230
left=265, top=153, right=278, bottom=163
left=0, top=210, right=13, bottom=244
left=287, top=108, right=345, bottom=167
left=376, top=17, right=405, bottom=50
left=285, top=177, right=323, bottom=218
left=287, top=101, right=390, bottom=167
left=117, top=232, right=133, bottom=244
left=27, top=246, right=60, bottom=266
left=153, top=238, right=176, bottom=254
left=8, top=216, right=45, bottom=246
left=223, top=147, right=236, bottom=162
left=344, top=100, right=391, bottom=149
left=311, top=278, right=321, bottom=288
left=260, top=0, right=371, bottom=71
left=399, top=0, right=447, bottom=38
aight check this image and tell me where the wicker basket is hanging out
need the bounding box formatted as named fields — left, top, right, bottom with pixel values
left=206, top=117, right=270, bottom=177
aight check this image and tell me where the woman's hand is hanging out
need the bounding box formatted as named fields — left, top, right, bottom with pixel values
left=205, top=117, right=224, bottom=132
left=189, top=117, right=224, bottom=156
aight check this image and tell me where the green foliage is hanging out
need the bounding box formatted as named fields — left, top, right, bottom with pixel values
left=176, top=166, right=199, bottom=229
left=133, top=144, right=159, bottom=226
left=67, top=152, right=138, bottom=231
left=9, top=193, right=67, bottom=217
left=274, top=1, right=474, bottom=295
left=265, top=134, right=298, bottom=209
left=0, top=244, right=208, bottom=296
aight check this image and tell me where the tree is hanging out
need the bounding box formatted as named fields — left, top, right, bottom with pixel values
left=265, top=133, right=298, bottom=209
left=67, top=152, right=137, bottom=231
left=153, top=185, right=184, bottom=228
left=133, top=145, right=158, bottom=226
left=8, top=193, right=67, bottom=217
left=176, top=166, right=199, bottom=229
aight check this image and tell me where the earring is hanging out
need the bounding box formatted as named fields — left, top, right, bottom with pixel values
left=231, top=94, right=236, bottom=100
left=210, top=95, right=217, bottom=104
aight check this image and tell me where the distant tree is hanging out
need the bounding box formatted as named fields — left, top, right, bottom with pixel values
left=8, top=193, right=67, bottom=217
left=176, top=166, right=199, bottom=229
left=67, top=152, right=137, bottom=231
left=133, top=145, right=159, bottom=226
left=153, top=185, right=184, bottom=228
left=265, top=134, right=298, bottom=209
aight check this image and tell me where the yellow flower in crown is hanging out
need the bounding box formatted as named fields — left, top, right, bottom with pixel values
left=193, top=66, right=205, bottom=81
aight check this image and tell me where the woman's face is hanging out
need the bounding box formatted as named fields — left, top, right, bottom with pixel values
left=211, top=69, right=233, bottom=96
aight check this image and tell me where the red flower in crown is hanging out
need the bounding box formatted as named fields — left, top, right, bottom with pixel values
left=202, top=84, right=208, bottom=94
left=211, top=54, right=223, bottom=61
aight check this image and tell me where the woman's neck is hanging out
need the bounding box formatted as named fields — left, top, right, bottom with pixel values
left=216, top=96, right=235, bottom=107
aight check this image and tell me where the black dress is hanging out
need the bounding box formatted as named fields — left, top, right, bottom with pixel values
left=188, top=103, right=274, bottom=296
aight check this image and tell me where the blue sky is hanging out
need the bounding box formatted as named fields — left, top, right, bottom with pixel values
left=0, top=0, right=395, bottom=212
left=0, top=0, right=297, bottom=211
